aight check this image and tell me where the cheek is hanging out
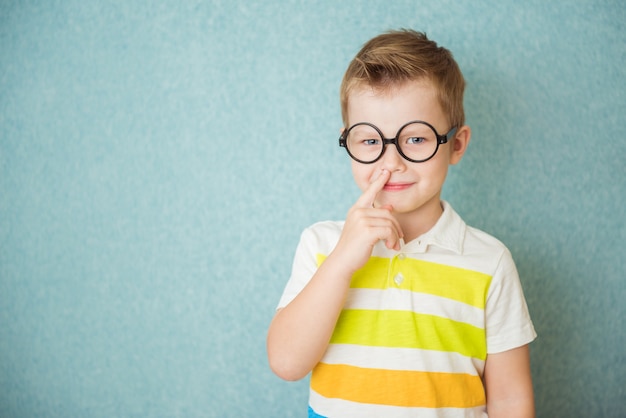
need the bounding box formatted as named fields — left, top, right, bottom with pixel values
left=420, top=159, right=450, bottom=183
left=351, top=162, right=375, bottom=191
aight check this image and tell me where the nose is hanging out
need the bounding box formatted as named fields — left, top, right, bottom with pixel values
left=380, top=143, right=406, bottom=172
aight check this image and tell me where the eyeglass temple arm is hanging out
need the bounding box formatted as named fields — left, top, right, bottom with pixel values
left=442, top=127, right=458, bottom=143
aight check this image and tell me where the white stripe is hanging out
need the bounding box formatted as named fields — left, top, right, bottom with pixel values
left=344, top=288, right=485, bottom=329
left=321, top=344, right=485, bottom=375
left=309, top=389, right=488, bottom=418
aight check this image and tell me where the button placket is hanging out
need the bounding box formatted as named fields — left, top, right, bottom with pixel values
left=389, top=253, right=407, bottom=287
left=393, top=272, right=404, bottom=286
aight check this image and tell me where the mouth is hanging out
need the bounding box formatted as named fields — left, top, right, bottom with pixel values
left=383, top=182, right=414, bottom=191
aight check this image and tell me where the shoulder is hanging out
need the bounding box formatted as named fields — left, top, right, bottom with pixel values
left=442, top=203, right=514, bottom=275
left=459, top=225, right=520, bottom=287
left=441, top=202, right=511, bottom=259
left=464, top=224, right=509, bottom=255
left=297, top=220, right=345, bottom=254
left=302, top=220, right=344, bottom=240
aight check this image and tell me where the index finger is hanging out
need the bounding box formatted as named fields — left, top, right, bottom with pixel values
left=355, top=169, right=390, bottom=209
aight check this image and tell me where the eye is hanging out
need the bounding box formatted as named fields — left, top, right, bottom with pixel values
left=406, top=136, right=426, bottom=145
left=363, top=138, right=380, bottom=146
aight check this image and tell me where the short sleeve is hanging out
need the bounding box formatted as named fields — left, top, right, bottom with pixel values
left=485, top=248, right=537, bottom=353
left=276, top=222, right=342, bottom=310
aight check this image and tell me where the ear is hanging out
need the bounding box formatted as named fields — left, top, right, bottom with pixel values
left=449, top=125, right=471, bottom=165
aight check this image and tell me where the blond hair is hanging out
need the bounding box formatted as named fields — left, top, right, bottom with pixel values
left=340, top=29, right=465, bottom=128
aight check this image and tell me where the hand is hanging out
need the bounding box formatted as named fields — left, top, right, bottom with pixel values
left=332, top=169, right=404, bottom=273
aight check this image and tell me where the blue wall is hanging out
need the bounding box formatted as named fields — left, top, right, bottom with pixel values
left=1, top=1, right=624, bottom=417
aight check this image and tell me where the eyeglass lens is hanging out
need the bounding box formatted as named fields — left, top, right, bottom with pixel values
left=345, top=122, right=439, bottom=163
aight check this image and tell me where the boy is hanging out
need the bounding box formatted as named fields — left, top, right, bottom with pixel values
left=267, top=29, right=536, bottom=417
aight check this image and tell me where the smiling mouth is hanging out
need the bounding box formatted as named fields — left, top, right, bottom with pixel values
left=383, top=183, right=413, bottom=191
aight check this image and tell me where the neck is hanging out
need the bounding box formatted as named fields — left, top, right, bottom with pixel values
left=394, top=200, right=444, bottom=244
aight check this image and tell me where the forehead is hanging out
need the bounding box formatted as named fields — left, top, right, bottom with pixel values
left=346, top=79, right=444, bottom=131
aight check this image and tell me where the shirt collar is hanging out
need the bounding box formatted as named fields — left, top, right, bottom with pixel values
left=401, top=200, right=466, bottom=255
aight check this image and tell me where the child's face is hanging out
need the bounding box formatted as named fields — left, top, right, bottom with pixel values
left=345, top=79, right=466, bottom=217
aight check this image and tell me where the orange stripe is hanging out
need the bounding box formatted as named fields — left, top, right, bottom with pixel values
left=311, top=363, right=485, bottom=408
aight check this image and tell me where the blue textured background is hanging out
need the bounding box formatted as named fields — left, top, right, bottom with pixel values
left=1, top=1, right=624, bottom=417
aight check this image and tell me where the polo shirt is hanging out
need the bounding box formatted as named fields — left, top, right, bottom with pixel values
left=277, top=201, right=536, bottom=418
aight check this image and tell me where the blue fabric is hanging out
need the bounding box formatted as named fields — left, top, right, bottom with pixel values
left=308, top=405, right=325, bottom=418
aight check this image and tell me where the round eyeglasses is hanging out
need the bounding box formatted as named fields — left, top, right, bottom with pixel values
left=339, top=120, right=457, bottom=164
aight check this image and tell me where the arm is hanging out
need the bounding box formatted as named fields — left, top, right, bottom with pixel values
left=267, top=169, right=402, bottom=381
left=484, top=344, right=535, bottom=418
left=266, top=250, right=356, bottom=381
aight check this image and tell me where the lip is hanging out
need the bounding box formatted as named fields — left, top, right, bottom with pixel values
left=383, top=182, right=414, bottom=191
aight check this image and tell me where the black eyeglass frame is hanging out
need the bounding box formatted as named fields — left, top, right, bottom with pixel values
left=339, top=120, right=458, bottom=164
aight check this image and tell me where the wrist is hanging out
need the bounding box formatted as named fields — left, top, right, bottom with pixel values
left=323, top=248, right=362, bottom=281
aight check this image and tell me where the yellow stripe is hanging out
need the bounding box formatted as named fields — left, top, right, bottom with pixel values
left=317, top=254, right=492, bottom=308
left=330, top=309, right=486, bottom=359
left=311, top=363, right=485, bottom=408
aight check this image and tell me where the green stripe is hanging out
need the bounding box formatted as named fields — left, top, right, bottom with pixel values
left=330, top=309, right=487, bottom=360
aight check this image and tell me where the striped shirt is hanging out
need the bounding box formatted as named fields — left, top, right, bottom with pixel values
left=278, top=201, right=536, bottom=417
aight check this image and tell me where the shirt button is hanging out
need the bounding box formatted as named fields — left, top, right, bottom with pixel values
left=393, top=273, right=404, bottom=286
left=398, top=253, right=406, bottom=260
